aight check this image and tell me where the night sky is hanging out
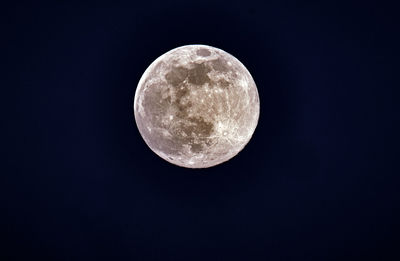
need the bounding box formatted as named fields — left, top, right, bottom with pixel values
left=3, top=1, right=399, bottom=260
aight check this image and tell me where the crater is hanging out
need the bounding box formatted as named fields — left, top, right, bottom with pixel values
left=196, top=48, right=211, bottom=57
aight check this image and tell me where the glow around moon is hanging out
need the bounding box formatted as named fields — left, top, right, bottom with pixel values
left=134, top=44, right=259, bottom=168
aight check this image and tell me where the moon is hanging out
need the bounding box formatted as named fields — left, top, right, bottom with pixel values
left=134, top=44, right=259, bottom=168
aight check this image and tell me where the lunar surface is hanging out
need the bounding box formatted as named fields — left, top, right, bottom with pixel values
left=134, top=44, right=259, bottom=168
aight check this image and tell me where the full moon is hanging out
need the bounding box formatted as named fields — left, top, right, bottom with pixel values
left=134, top=44, right=259, bottom=168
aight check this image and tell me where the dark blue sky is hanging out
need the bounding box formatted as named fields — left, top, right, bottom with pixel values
left=3, top=1, right=399, bottom=260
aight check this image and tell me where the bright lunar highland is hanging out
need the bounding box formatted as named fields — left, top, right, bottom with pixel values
left=134, top=45, right=259, bottom=168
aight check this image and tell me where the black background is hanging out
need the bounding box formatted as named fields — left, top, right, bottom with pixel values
left=2, top=1, right=399, bottom=260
